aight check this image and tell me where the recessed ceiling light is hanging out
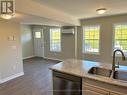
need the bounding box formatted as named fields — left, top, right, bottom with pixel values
left=0, top=14, right=14, bottom=20
left=96, top=8, right=107, bottom=14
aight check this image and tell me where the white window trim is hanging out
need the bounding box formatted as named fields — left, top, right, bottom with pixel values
left=50, top=28, right=61, bottom=52
left=82, top=25, right=101, bottom=55
left=35, top=31, right=42, bottom=39
left=112, top=23, right=127, bottom=56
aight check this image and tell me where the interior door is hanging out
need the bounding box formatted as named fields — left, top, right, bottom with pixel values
left=33, top=28, right=44, bottom=57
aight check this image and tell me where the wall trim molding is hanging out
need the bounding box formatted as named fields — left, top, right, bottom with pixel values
left=23, top=55, right=35, bottom=60
left=43, top=57, right=63, bottom=62
left=0, top=72, right=24, bottom=84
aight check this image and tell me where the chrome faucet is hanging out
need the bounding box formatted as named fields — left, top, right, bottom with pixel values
left=112, top=49, right=126, bottom=72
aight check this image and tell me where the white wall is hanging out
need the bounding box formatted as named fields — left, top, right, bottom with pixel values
left=0, top=20, right=24, bottom=82
left=21, top=25, right=34, bottom=59
left=78, top=14, right=127, bottom=64
left=32, top=25, right=76, bottom=60
left=31, top=14, right=127, bottom=65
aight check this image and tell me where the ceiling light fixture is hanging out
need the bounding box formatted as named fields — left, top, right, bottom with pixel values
left=96, top=8, right=107, bottom=14
left=0, top=14, right=14, bottom=20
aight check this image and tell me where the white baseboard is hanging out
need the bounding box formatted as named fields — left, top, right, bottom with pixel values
left=23, top=55, right=35, bottom=60
left=0, top=79, right=2, bottom=84
left=43, top=57, right=63, bottom=61
left=0, top=72, right=24, bottom=84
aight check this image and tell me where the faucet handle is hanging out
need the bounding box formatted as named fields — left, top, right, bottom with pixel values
left=115, top=62, right=119, bottom=68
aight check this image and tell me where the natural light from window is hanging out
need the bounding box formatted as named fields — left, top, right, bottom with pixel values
left=50, top=28, right=61, bottom=52
left=35, top=32, right=41, bottom=38
left=114, top=24, right=127, bottom=54
left=83, top=25, right=100, bottom=53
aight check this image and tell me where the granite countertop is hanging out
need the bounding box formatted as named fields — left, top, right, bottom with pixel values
left=50, top=59, right=127, bottom=88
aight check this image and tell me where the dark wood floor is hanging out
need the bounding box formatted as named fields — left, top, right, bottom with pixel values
left=0, top=57, right=60, bottom=95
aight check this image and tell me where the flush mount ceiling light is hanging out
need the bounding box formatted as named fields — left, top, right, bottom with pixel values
left=96, top=8, right=107, bottom=14
left=0, top=14, right=14, bottom=20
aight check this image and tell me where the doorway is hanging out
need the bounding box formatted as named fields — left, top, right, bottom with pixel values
left=33, top=28, right=44, bottom=57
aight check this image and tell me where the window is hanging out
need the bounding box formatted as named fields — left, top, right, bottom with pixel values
left=114, top=24, right=127, bottom=53
left=50, top=28, right=61, bottom=52
left=83, top=25, right=100, bottom=53
left=35, top=32, right=41, bottom=38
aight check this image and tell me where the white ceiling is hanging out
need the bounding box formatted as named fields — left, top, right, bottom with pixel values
left=0, top=12, right=72, bottom=26
left=34, top=0, right=127, bottom=19
left=9, top=0, right=127, bottom=26
left=14, top=0, right=80, bottom=26
left=19, top=13, right=75, bottom=26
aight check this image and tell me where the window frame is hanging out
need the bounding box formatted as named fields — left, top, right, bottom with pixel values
left=82, top=25, right=101, bottom=55
left=35, top=31, right=42, bottom=39
left=113, top=23, right=127, bottom=55
left=50, top=28, right=61, bottom=52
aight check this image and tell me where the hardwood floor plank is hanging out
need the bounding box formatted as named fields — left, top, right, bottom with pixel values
left=0, top=57, right=60, bottom=95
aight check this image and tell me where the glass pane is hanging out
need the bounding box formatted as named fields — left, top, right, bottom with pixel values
left=50, top=28, right=61, bottom=52
left=35, top=32, right=41, bottom=38
left=83, top=25, right=100, bottom=53
left=114, top=24, right=127, bottom=53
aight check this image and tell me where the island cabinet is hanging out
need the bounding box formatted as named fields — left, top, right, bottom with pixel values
left=82, top=78, right=127, bottom=95
left=110, top=92, right=124, bottom=95
left=52, top=71, right=82, bottom=95
left=82, top=83, right=109, bottom=95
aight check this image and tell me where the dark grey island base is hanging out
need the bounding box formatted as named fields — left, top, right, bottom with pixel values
left=50, top=59, right=127, bottom=95
left=53, top=71, right=82, bottom=95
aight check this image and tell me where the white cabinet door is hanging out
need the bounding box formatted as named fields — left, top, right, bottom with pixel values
left=82, top=83, right=109, bottom=95
left=83, top=89, right=108, bottom=95
left=110, top=92, right=126, bottom=95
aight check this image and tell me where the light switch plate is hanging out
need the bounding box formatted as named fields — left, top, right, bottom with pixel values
left=13, top=37, right=16, bottom=41
left=8, top=36, right=14, bottom=41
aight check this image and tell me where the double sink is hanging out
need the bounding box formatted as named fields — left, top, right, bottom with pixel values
left=88, top=66, right=127, bottom=81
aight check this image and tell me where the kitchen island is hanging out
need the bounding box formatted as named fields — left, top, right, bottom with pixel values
left=50, top=59, right=127, bottom=95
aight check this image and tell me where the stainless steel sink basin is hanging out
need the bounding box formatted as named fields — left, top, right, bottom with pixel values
left=113, top=71, right=127, bottom=81
left=88, top=67, right=112, bottom=77
left=88, top=66, right=127, bottom=81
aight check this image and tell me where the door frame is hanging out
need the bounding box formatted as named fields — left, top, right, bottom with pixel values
left=33, top=28, right=44, bottom=57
